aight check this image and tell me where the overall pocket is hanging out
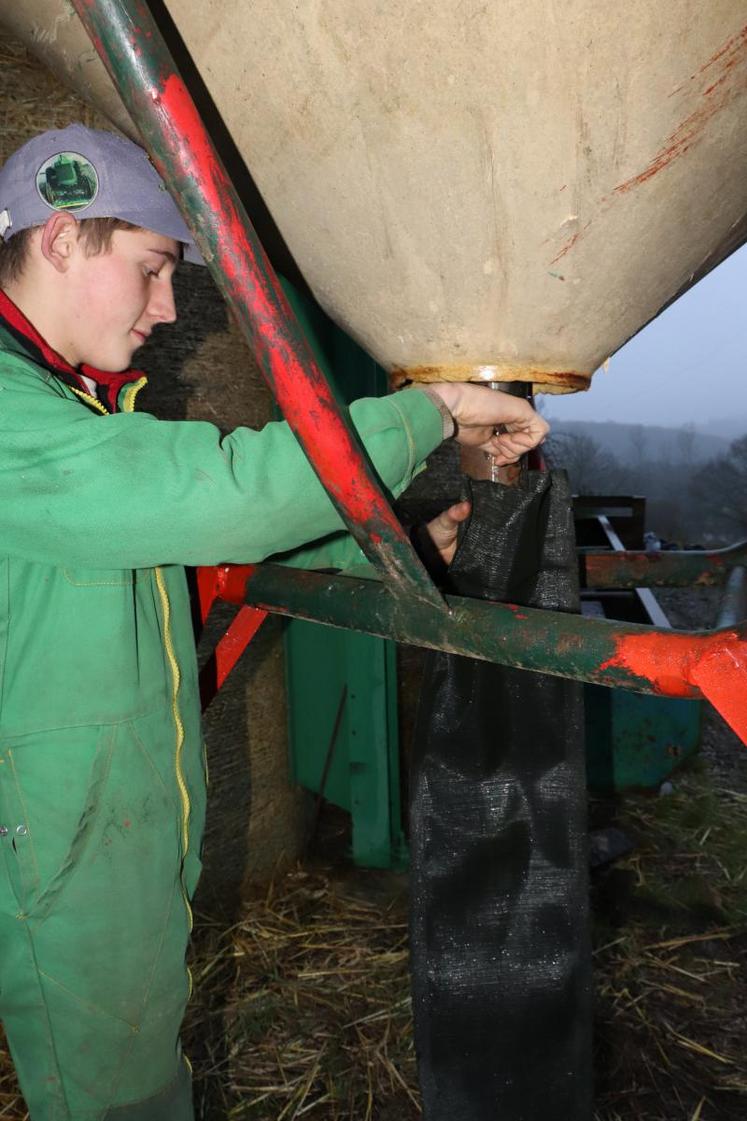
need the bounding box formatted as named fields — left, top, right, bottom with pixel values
left=0, top=724, right=115, bottom=917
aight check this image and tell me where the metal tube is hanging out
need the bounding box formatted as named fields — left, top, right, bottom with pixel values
left=201, top=562, right=747, bottom=744
left=581, top=540, right=747, bottom=589
left=717, top=565, right=747, bottom=628
left=73, top=0, right=445, bottom=611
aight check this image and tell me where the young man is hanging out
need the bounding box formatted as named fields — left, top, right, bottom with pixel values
left=0, top=124, right=548, bottom=1120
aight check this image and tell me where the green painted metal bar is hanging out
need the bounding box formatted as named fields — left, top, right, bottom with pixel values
left=208, top=563, right=747, bottom=745
left=581, top=540, right=747, bottom=589
left=73, top=0, right=445, bottom=612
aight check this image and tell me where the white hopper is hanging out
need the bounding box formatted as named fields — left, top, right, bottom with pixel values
left=2, top=1, right=746, bottom=394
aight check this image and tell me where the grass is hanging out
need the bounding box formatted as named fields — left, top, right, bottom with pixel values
left=592, top=766, right=747, bottom=1120
left=185, top=872, right=418, bottom=1120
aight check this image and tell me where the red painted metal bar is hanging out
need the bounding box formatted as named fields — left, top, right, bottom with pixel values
left=196, top=564, right=229, bottom=627
left=197, top=566, right=268, bottom=709
left=74, top=0, right=445, bottom=612
left=199, top=605, right=268, bottom=711
left=581, top=540, right=747, bottom=589
left=199, top=563, right=747, bottom=746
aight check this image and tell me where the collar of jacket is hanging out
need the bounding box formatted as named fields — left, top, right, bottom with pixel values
left=0, top=289, right=143, bottom=414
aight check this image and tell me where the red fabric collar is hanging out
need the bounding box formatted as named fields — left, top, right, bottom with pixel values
left=0, top=289, right=143, bottom=412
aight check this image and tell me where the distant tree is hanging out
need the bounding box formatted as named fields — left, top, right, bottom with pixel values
left=628, top=424, right=649, bottom=462
left=545, top=431, right=623, bottom=494
left=675, top=422, right=697, bottom=467
left=690, top=434, right=747, bottom=535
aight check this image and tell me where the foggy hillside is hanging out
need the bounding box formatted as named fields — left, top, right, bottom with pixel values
left=689, top=415, right=747, bottom=442
left=543, top=420, right=747, bottom=546
left=545, top=419, right=731, bottom=463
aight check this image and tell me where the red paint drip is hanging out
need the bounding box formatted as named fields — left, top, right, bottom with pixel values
left=613, top=24, right=747, bottom=194
left=697, top=24, right=747, bottom=76
left=549, top=231, right=580, bottom=265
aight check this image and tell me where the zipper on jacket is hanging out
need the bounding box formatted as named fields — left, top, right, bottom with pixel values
left=71, top=380, right=194, bottom=930
left=119, top=380, right=195, bottom=933
left=69, top=371, right=197, bottom=1013
left=153, top=566, right=193, bottom=931
left=122, top=376, right=147, bottom=412
left=70, top=386, right=109, bottom=416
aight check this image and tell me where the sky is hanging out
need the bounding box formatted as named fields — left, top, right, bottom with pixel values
left=546, top=243, right=747, bottom=437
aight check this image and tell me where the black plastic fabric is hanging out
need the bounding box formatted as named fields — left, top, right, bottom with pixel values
left=408, top=465, right=592, bottom=1121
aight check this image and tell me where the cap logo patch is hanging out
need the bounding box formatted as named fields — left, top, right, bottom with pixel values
left=35, top=151, right=99, bottom=212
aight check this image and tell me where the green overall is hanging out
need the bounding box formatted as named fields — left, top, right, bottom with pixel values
left=0, top=316, right=442, bottom=1118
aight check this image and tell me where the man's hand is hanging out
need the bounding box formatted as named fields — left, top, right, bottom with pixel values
left=425, top=383, right=549, bottom=464
left=424, top=500, right=471, bottom=567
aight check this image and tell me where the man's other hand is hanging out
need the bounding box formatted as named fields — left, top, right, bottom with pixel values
left=424, top=500, right=471, bottom=567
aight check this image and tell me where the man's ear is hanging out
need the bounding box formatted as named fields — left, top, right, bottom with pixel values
left=40, top=212, right=80, bottom=273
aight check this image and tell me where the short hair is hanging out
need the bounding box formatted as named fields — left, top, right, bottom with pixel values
left=0, top=216, right=140, bottom=288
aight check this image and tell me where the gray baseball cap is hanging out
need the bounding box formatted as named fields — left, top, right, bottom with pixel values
left=0, top=123, right=203, bottom=264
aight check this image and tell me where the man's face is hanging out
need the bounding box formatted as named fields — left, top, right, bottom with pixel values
left=62, top=226, right=179, bottom=371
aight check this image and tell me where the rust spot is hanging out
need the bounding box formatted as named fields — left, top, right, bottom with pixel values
left=613, top=24, right=747, bottom=195
left=694, top=571, right=718, bottom=587
left=391, top=364, right=591, bottom=395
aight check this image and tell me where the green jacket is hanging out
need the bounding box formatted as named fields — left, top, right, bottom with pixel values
left=0, top=317, right=442, bottom=882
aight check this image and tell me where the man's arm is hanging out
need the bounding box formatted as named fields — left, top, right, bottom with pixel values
left=1, top=355, right=546, bottom=570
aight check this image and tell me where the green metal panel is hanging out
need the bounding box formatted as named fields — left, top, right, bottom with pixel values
left=286, top=620, right=353, bottom=811
left=585, top=686, right=702, bottom=791
left=282, top=279, right=405, bottom=867
left=347, top=633, right=406, bottom=868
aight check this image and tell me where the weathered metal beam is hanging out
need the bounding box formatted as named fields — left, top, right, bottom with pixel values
left=73, top=0, right=445, bottom=612
left=581, top=540, right=747, bottom=589
left=204, top=563, right=747, bottom=745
